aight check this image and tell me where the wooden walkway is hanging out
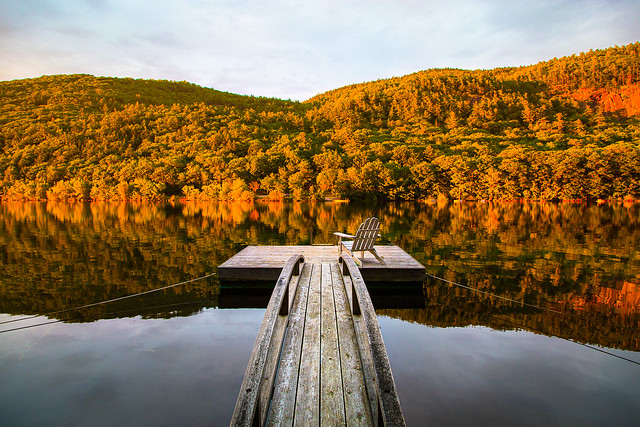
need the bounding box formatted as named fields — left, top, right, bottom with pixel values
left=231, top=255, right=405, bottom=426
left=218, top=245, right=425, bottom=284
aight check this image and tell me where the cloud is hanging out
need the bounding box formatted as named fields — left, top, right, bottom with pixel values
left=1, top=0, right=639, bottom=100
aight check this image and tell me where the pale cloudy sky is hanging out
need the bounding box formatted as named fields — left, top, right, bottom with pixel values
left=1, top=0, right=639, bottom=100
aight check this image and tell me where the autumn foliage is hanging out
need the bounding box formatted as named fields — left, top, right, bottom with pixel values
left=1, top=43, right=639, bottom=201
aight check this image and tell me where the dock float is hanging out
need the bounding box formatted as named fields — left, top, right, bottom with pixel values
left=219, top=245, right=425, bottom=284
left=230, top=254, right=406, bottom=426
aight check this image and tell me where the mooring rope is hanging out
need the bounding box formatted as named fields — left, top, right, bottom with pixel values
left=0, top=298, right=217, bottom=334
left=0, top=272, right=216, bottom=327
left=426, top=272, right=579, bottom=318
left=497, top=316, right=640, bottom=367
left=427, top=273, right=640, bottom=367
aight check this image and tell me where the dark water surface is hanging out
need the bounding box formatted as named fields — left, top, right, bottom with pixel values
left=1, top=201, right=639, bottom=426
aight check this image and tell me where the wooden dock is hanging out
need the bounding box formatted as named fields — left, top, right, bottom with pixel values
left=218, top=245, right=425, bottom=285
left=230, top=254, right=405, bottom=426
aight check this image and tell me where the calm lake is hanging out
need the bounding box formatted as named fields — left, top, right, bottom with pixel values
left=1, top=201, right=639, bottom=426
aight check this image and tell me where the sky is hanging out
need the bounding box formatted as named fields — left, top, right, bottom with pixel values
left=1, top=0, right=639, bottom=101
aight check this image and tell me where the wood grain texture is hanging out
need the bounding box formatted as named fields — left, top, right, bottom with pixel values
left=230, top=255, right=304, bottom=426
left=340, top=255, right=406, bottom=427
left=268, top=264, right=313, bottom=426
left=294, top=263, right=322, bottom=426
left=320, top=263, right=346, bottom=426
left=218, top=245, right=425, bottom=283
left=331, top=263, right=372, bottom=426
left=232, top=255, right=404, bottom=426
left=344, top=273, right=379, bottom=423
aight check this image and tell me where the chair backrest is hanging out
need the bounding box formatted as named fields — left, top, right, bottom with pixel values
left=351, top=217, right=381, bottom=251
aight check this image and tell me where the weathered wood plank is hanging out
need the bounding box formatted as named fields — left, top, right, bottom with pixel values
left=233, top=253, right=405, bottom=426
left=320, top=263, right=346, bottom=426
left=267, top=263, right=313, bottom=426
left=257, top=309, right=289, bottom=423
left=331, top=263, right=372, bottom=426
left=343, top=273, right=379, bottom=424
left=218, top=245, right=425, bottom=283
left=295, top=263, right=322, bottom=426
left=340, top=255, right=406, bottom=427
left=258, top=271, right=301, bottom=424
left=219, top=246, right=423, bottom=268
left=230, top=255, right=304, bottom=426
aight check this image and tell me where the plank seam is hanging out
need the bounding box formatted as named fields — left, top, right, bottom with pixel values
left=331, top=265, right=349, bottom=425
left=291, top=263, right=313, bottom=424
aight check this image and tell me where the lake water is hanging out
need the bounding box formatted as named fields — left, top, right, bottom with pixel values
left=1, top=201, right=639, bottom=426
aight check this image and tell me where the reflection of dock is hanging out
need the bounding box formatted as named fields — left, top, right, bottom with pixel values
left=230, top=255, right=406, bottom=426
left=218, top=245, right=425, bottom=284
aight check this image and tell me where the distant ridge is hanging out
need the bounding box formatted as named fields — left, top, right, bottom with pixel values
left=1, top=73, right=296, bottom=111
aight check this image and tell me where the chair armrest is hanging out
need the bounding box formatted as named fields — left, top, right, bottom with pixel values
left=333, top=232, right=355, bottom=239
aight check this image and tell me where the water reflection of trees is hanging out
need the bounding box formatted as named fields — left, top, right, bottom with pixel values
left=390, top=200, right=640, bottom=351
left=380, top=283, right=640, bottom=351
left=1, top=201, right=639, bottom=350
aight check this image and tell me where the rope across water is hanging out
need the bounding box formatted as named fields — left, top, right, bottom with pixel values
left=427, top=272, right=640, bottom=367
left=426, top=272, right=576, bottom=317
left=0, top=272, right=216, bottom=333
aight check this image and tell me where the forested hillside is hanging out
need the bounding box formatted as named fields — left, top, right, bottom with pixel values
left=1, top=43, right=639, bottom=201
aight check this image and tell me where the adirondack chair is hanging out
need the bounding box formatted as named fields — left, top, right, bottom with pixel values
left=334, top=217, right=386, bottom=266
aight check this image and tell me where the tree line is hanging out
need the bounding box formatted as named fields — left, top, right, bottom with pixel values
left=1, top=43, right=639, bottom=201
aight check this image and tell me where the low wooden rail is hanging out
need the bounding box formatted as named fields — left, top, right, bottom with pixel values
left=339, top=255, right=405, bottom=426
left=230, top=253, right=405, bottom=426
left=231, top=254, right=305, bottom=425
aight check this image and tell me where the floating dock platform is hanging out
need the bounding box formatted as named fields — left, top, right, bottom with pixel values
left=230, top=254, right=406, bottom=426
left=218, top=245, right=425, bottom=285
